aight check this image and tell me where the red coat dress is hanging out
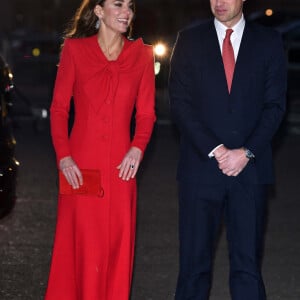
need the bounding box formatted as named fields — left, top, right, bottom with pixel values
left=45, top=35, right=156, bottom=300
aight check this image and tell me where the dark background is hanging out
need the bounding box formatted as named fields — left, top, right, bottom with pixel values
left=0, top=0, right=299, bottom=35
left=0, top=1, right=299, bottom=43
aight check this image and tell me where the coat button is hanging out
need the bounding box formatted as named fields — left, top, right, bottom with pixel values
left=102, top=116, right=110, bottom=123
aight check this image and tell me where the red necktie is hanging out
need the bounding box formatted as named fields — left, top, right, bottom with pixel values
left=222, top=29, right=235, bottom=92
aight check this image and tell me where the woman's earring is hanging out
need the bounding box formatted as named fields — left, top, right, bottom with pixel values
left=95, top=19, right=100, bottom=30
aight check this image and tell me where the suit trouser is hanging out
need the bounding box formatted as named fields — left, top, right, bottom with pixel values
left=175, top=177, right=267, bottom=300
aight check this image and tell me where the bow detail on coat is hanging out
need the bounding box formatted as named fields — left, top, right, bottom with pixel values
left=83, top=62, right=120, bottom=113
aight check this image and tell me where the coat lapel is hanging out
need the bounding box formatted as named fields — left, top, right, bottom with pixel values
left=231, top=23, right=254, bottom=96
left=204, top=21, right=229, bottom=94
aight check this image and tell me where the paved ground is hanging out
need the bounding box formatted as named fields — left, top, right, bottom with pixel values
left=0, top=122, right=300, bottom=300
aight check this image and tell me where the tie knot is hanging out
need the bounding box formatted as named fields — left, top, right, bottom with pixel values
left=225, top=29, right=233, bottom=39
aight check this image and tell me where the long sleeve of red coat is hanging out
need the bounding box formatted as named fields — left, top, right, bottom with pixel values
left=50, top=40, right=74, bottom=164
left=131, top=46, right=156, bottom=153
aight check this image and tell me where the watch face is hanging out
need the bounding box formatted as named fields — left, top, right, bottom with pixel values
left=246, top=149, right=255, bottom=159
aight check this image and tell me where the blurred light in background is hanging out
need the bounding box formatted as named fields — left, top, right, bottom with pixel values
left=265, top=9, right=274, bottom=17
left=154, top=43, right=167, bottom=57
left=32, top=48, right=41, bottom=57
left=42, top=109, right=48, bottom=119
left=155, top=61, right=161, bottom=75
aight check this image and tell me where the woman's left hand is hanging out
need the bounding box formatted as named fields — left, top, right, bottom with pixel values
left=117, top=146, right=142, bottom=181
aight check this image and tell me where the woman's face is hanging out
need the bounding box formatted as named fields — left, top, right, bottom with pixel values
left=94, top=0, right=134, bottom=34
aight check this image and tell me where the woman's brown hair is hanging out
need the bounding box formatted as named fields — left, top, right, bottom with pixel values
left=64, top=0, right=135, bottom=39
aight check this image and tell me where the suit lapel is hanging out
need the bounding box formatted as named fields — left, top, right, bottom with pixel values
left=231, top=23, right=253, bottom=95
left=203, top=21, right=229, bottom=94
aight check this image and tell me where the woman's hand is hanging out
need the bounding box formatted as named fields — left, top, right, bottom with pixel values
left=117, top=147, right=142, bottom=181
left=59, top=156, right=83, bottom=189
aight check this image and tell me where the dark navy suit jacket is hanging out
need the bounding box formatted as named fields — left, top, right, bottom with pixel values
left=169, top=20, right=286, bottom=184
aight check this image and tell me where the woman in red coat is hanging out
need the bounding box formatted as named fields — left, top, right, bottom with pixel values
left=45, top=0, right=156, bottom=299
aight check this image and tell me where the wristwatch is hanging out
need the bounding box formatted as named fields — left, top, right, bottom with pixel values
left=244, top=148, right=255, bottom=159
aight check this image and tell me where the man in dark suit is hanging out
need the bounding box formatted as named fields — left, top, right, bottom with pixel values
left=169, top=0, right=286, bottom=299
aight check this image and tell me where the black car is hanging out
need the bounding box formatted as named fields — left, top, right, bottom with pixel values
left=0, top=55, right=19, bottom=218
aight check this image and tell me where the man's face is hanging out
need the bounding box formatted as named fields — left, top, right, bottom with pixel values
left=210, top=0, right=245, bottom=28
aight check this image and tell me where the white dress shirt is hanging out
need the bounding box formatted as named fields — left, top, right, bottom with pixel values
left=208, top=15, right=246, bottom=158
left=214, top=15, right=246, bottom=61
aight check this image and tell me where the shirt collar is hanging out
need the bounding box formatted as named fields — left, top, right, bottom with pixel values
left=214, top=14, right=245, bottom=40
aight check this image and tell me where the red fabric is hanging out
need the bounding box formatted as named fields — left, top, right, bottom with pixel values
left=222, top=29, right=235, bottom=92
left=45, top=36, right=156, bottom=300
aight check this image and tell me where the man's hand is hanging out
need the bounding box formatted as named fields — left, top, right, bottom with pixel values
left=213, top=145, right=229, bottom=163
left=214, top=146, right=249, bottom=177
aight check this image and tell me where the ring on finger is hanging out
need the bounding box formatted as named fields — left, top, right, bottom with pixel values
left=130, top=164, right=135, bottom=169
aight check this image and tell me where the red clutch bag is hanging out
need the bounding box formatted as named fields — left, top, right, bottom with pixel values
left=59, top=169, right=104, bottom=197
